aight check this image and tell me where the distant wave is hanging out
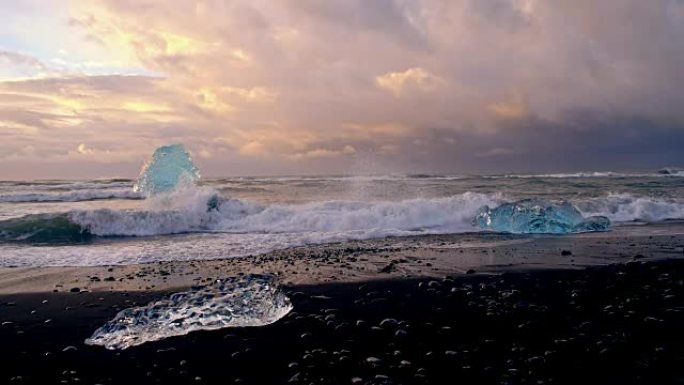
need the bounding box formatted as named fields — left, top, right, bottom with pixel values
left=499, top=172, right=626, bottom=179
left=0, top=189, right=142, bottom=203
left=0, top=180, right=133, bottom=191
left=496, top=171, right=684, bottom=179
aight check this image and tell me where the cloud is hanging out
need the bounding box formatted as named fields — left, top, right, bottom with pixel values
left=76, top=143, right=93, bottom=154
left=375, top=67, right=442, bottom=96
left=488, top=94, right=529, bottom=119
left=0, top=0, right=683, bottom=178
left=341, top=122, right=418, bottom=141
left=239, top=141, right=267, bottom=156
left=0, top=50, right=49, bottom=72
left=288, top=145, right=356, bottom=160
left=475, top=147, right=522, bottom=157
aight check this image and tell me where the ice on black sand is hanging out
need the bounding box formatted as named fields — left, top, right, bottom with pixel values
left=85, top=274, right=292, bottom=350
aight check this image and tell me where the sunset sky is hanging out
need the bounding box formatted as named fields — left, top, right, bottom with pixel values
left=1, top=0, right=683, bottom=179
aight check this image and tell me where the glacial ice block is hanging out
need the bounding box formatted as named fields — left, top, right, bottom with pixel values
left=473, top=199, right=610, bottom=234
left=134, top=144, right=200, bottom=197
left=85, top=274, right=292, bottom=350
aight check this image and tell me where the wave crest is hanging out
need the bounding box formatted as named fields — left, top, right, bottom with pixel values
left=69, top=190, right=498, bottom=237
left=2, top=190, right=684, bottom=245
left=577, top=193, right=684, bottom=222
left=0, top=189, right=141, bottom=203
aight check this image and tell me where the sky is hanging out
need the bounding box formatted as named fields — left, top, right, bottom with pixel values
left=1, top=0, right=683, bottom=179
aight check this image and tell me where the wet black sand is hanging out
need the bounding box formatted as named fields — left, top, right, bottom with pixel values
left=1, top=259, right=684, bottom=385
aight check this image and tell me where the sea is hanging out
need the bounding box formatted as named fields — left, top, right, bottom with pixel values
left=1, top=172, right=684, bottom=267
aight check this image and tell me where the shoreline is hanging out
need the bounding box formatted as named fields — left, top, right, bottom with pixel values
left=1, top=221, right=683, bottom=295
left=1, top=222, right=683, bottom=384
left=1, top=258, right=683, bottom=384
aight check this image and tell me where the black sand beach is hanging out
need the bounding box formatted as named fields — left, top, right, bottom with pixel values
left=3, top=0, right=684, bottom=383
left=2, top=257, right=683, bottom=385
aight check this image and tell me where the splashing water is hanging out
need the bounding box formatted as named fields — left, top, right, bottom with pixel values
left=134, top=144, right=200, bottom=197
left=5, top=145, right=684, bottom=266
left=85, top=274, right=292, bottom=350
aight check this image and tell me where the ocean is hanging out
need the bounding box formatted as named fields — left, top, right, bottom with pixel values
left=1, top=172, right=684, bottom=267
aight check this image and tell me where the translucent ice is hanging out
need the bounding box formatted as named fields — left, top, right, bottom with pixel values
left=85, top=274, right=292, bottom=350
left=134, top=144, right=200, bottom=197
left=473, top=199, right=610, bottom=234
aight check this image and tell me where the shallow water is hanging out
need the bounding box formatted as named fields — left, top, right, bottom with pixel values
left=1, top=173, right=683, bottom=267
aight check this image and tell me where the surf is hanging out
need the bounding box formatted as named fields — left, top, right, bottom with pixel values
left=1, top=145, right=683, bottom=252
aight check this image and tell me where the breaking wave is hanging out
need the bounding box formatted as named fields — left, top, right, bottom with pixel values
left=0, top=190, right=498, bottom=242
left=0, top=214, right=92, bottom=243
left=576, top=193, right=684, bottom=222
left=68, top=190, right=498, bottom=237
left=2, top=189, right=683, bottom=245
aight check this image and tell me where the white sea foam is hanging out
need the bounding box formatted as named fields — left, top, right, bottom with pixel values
left=497, top=172, right=625, bottom=179
left=43, top=189, right=684, bottom=239
left=576, top=193, right=684, bottom=222
left=2, top=183, right=684, bottom=267
left=68, top=189, right=500, bottom=237
left=68, top=186, right=225, bottom=236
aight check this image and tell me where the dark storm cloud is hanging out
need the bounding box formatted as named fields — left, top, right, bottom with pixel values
left=383, top=114, right=684, bottom=174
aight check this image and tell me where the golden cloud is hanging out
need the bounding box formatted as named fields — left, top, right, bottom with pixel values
left=488, top=94, right=530, bottom=120
left=287, top=145, right=356, bottom=161
left=375, top=67, right=442, bottom=97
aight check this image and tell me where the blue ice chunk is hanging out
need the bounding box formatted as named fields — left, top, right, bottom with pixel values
left=473, top=199, right=610, bottom=234
left=134, top=144, right=200, bottom=197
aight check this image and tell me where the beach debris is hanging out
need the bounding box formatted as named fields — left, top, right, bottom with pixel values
left=85, top=274, right=292, bottom=350
left=379, top=262, right=396, bottom=273
left=474, top=199, right=610, bottom=234
left=134, top=144, right=200, bottom=197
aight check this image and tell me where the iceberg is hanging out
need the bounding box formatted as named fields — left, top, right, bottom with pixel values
left=85, top=274, right=292, bottom=350
left=473, top=199, right=610, bottom=234
left=134, top=144, right=200, bottom=197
